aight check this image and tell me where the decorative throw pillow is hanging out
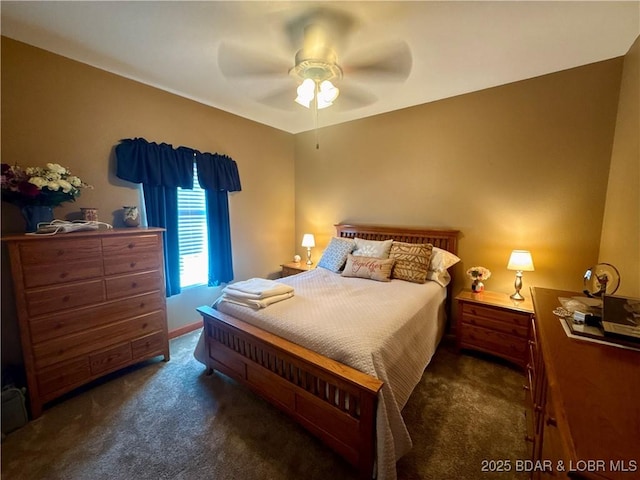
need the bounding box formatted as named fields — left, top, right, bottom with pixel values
left=317, top=237, right=355, bottom=273
left=352, top=237, right=393, bottom=258
left=341, top=254, right=395, bottom=282
left=389, top=242, right=433, bottom=284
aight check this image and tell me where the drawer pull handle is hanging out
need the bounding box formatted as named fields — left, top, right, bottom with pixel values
left=524, top=435, right=534, bottom=443
left=535, top=405, right=543, bottom=413
left=128, top=243, right=135, bottom=249
left=546, top=416, right=557, bottom=427
left=57, top=250, right=65, bottom=256
left=139, top=302, right=145, bottom=308
left=60, top=272, right=68, bottom=278
left=130, top=262, right=136, bottom=268
left=131, top=282, right=138, bottom=288
left=523, top=384, right=530, bottom=391
left=142, top=323, right=148, bottom=328
left=62, top=295, right=70, bottom=302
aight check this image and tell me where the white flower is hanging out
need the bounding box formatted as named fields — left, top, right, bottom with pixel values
left=67, top=175, right=82, bottom=187
left=28, top=177, right=47, bottom=189
left=46, top=163, right=67, bottom=175
left=47, top=181, right=61, bottom=191
left=58, top=179, right=73, bottom=193
left=466, top=266, right=492, bottom=280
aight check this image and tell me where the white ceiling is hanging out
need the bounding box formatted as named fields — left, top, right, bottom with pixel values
left=2, top=1, right=639, bottom=134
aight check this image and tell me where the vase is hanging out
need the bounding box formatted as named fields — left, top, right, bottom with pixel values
left=21, top=205, right=54, bottom=233
left=123, top=206, right=140, bottom=227
left=81, top=207, right=98, bottom=222
left=472, top=279, right=485, bottom=293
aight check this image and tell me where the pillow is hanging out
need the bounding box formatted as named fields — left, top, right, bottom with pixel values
left=426, top=247, right=461, bottom=287
left=428, top=247, right=461, bottom=272
left=352, top=237, right=393, bottom=258
left=341, top=254, right=395, bottom=282
left=317, top=237, right=355, bottom=273
left=426, top=269, right=452, bottom=287
left=389, top=242, right=433, bottom=284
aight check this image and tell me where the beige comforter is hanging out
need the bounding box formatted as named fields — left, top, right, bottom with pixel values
left=195, top=267, right=446, bottom=480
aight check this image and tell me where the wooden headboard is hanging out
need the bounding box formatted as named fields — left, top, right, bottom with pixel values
left=335, top=224, right=459, bottom=255
left=335, top=223, right=461, bottom=315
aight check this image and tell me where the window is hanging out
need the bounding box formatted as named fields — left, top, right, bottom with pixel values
left=177, top=164, right=209, bottom=288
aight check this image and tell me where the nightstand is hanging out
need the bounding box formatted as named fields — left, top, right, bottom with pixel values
left=455, top=289, right=534, bottom=369
left=281, top=262, right=314, bottom=277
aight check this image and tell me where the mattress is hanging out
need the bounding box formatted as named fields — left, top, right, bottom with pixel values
left=195, top=267, right=446, bottom=480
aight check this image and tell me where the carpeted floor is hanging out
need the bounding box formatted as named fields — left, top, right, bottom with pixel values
left=1, top=330, right=528, bottom=480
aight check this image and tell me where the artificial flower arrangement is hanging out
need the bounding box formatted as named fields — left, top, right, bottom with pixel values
left=466, top=266, right=492, bottom=281
left=1, top=162, right=92, bottom=207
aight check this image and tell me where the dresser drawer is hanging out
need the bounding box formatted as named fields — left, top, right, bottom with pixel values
left=19, top=238, right=102, bottom=265
left=29, top=292, right=165, bottom=344
left=461, top=313, right=529, bottom=338
left=461, top=302, right=530, bottom=328
left=25, top=279, right=105, bottom=317
left=22, top=258, right=104, bottom=288
left=459, top=323, right=528, bottom=361
left=32, top=310, right=165, bottom=369
left=37, top=356, right=91, bottom=397
left=103, top=253, right=160, bottom=276
left=90, top=342, right=132, bottom=375
left=131, top=331, right=166, bottom=359
left=105, top=270, right=164, bottom=300
left=102, top=234, right=160, bottom=257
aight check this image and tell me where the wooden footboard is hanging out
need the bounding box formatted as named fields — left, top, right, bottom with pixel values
left=197, top=305, right=383, bottom=479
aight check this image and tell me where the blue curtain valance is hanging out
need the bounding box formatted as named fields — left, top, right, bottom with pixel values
left=116, top=138, right=241, bottom=192
left=115, top=138, right=193, bottom=188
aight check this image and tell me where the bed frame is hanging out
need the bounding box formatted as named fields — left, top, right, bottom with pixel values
left=196, top=224, right=460, bottom=479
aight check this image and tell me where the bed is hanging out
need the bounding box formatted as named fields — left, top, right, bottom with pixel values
left=195, top=224, right=460, bottom=480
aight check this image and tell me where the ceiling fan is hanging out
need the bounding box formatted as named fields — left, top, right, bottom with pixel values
left=217, top=6, right=413, bottom=114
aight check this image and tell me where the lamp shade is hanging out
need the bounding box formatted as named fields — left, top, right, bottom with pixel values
left=507, top=250, right=535, bottom=271
left=301, top=233, right=315, bottom=248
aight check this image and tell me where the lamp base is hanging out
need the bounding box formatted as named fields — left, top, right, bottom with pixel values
left=510, top=292, right=525, bottom=301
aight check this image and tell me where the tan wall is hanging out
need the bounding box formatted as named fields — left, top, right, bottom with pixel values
left=294, top=59, right=623, bottom=305
left=1, top=38, right=295, bottom=366
left=600, top=36, right=640, bottom=298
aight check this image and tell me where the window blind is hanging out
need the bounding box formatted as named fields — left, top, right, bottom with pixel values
left=177, top=165, right=209, bottom=288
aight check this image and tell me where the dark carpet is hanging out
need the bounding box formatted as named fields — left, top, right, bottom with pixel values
left=1, top=330, right=528, bottom=480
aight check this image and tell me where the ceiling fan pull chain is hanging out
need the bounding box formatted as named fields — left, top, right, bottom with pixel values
left=315, top=82, right=320, bottom=149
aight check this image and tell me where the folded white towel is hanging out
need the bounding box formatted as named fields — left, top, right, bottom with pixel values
left=218, top=291, right=294, bottom=309
left=225, top=278, right=294, bottom=299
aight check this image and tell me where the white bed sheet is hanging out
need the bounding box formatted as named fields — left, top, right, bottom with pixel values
left=195, top=267, right=446, bottom=480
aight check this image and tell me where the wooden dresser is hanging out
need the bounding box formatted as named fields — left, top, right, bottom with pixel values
left=527, top=287, right=639, bottom=479
left=456, top=289, right=534, bottom=369
left=3, top=228, right=170, bottom=418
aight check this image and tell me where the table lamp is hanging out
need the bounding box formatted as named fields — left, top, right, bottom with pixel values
left=301, top=233, right=315, bottom=265
left=507, top=250, right=535, bottom=300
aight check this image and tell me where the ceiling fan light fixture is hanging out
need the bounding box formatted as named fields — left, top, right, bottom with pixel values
left=295, top=78, right=315, bottom=107
left=319, top=80, right=339, bottom=102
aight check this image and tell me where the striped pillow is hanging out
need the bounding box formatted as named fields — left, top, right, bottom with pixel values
left=389, top=242, right=433, bottom=284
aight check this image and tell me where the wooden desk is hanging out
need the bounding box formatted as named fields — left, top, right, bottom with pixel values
left=528, top=287, right=639, bottom=479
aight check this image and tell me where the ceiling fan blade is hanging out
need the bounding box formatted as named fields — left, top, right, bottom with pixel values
left=343, top=40, right=412, bottom=81
left=334, top=85, right=377, bottom=111
left=258, top=86, right=299, bottom=111
left=218, top=42, right=290, bottom=78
